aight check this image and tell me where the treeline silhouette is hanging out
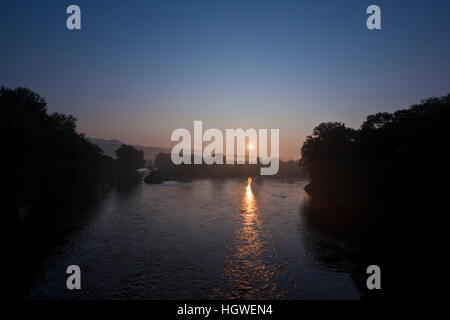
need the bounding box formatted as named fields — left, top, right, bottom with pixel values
left=1, top=87, right=144, bottom=222
left=149, top=152, right=303, bottom=181
left=300, top=93, right=449, bottom=239
left=299, top=95, right=449, bottom=298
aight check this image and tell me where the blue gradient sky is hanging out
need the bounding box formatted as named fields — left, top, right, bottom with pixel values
left=1, top=0, right=449, bottom=159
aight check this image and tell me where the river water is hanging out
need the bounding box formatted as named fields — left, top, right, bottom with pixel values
left=28, top=178, right=361, bottom=299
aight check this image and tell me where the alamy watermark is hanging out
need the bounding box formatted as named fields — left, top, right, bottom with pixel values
left=66, top=5, right=81, bottom=30
left=171, top=121, right=279, bottom=175
left=66, top=265, right=81, bottom=290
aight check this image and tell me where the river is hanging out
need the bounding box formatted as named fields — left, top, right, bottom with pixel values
left=28, top=178, right=361, bottom=299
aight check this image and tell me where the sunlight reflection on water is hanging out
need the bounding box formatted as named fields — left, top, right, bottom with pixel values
left=29, top=178, right=360, bottom=300
left=224, top=177, right=282, bottom=299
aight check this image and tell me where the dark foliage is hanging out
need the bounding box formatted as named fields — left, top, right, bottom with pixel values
left=115, top=144, right=145, bottom=174
left=300, top=94, right=450, bottom=239
left=299, top=97, right=449, bottom=298
left=0, top=87, right=148, bottom=223
left=0, top=87, right=117, bottom=219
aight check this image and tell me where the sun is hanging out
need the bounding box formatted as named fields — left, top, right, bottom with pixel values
left=248, top=144, right=254, bottom=150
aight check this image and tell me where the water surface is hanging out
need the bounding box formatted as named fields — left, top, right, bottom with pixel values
left=29, top=178, right=360, bottom=299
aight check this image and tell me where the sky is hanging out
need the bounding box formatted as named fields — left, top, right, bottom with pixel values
left=1, top=0, right=449, bottom=159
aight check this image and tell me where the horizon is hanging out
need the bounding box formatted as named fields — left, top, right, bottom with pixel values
left=89, top=91, right=446, bottom=161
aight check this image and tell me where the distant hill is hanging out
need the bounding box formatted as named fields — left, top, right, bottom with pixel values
left=89, top=138, right=170, bottom=161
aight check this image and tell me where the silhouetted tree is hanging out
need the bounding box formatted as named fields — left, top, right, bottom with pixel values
left=300, top=93, right=450, bottom=233
left=299, top=95, right=450, bottom=299
left=115, top=144, right=144, bottom=173
left=0, top=87, right=114, bottom=220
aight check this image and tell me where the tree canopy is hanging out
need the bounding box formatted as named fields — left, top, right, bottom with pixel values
left=301, top=94, right=450, bottom=212
left=1, top=87, right=118, bottom=218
